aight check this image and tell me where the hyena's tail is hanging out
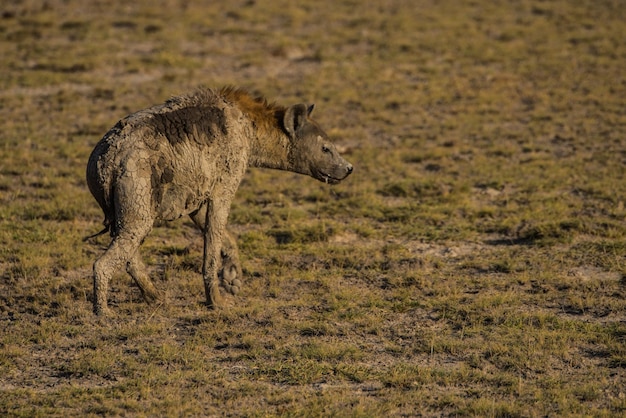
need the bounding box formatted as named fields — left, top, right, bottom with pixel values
left=82, top=220, right=111, bottom=242
left=85, top=134, right=117, bottom=243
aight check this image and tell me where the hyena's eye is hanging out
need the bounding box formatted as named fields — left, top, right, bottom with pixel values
left=322, top=145, right=331, bottom=154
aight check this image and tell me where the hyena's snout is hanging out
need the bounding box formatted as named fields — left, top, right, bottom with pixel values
left=341, top=161, right=353, bottom=179
left=323, top=158, right=353, bottom=184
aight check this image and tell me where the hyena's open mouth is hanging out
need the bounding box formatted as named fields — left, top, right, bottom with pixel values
left=316, top=166, right=353, bottom=184
left=322, top=173, right=341, bottom=184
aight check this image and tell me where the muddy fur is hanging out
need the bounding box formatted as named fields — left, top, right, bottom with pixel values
left=86, top=86, right=353, bottom=315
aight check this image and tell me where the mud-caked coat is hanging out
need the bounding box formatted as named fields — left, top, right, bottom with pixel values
left=86, top=87, right=353, bottom=315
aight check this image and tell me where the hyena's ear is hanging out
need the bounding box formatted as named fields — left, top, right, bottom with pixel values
left=307, top=104, right=315, bottom=116
left=284, top=103, right=309, bottom=139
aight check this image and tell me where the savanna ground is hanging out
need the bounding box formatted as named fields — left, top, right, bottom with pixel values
left=1, top=0, right=625, bottom=416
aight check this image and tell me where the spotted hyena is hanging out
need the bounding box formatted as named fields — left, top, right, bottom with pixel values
left=86, top=87, right=353, bottom=315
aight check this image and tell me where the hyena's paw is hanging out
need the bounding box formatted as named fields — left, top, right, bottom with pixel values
left=219, top=256, right=242, bottom=295
left=218, top=231, right=243, bottom=296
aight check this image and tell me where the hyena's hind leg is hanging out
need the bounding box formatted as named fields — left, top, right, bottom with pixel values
left=93, top=229, right=150, bottom=315
left=93, top=170, right=155, bottom=315
left=126, top=252, right=162, bottom=304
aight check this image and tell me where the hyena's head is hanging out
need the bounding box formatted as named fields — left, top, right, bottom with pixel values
left=283, top=103, right=353, bottom=184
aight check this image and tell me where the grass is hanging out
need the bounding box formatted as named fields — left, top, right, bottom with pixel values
left=1, top=0, right=626, bottom=416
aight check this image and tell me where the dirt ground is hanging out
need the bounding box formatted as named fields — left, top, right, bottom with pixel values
left=1, top=0, right=625, bottom=416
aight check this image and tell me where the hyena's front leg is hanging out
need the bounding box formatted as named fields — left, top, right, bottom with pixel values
left=190, top=204, right=243, bottom=297
left=200, top=199, right=231, bottom=309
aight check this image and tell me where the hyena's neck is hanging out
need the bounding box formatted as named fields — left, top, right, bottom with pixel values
left=219, top=86, right=295, bottom=172
left=248, top=126, right=293, bottom=172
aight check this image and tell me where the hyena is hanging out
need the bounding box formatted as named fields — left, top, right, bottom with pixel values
left=86, top=87, right=353, bottom=315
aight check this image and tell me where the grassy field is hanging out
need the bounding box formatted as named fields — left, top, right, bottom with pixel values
left=1, top=0, right=625, bottom=416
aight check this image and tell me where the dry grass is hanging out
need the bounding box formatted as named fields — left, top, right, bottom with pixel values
left=1, top=0, right=626, bottom=416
